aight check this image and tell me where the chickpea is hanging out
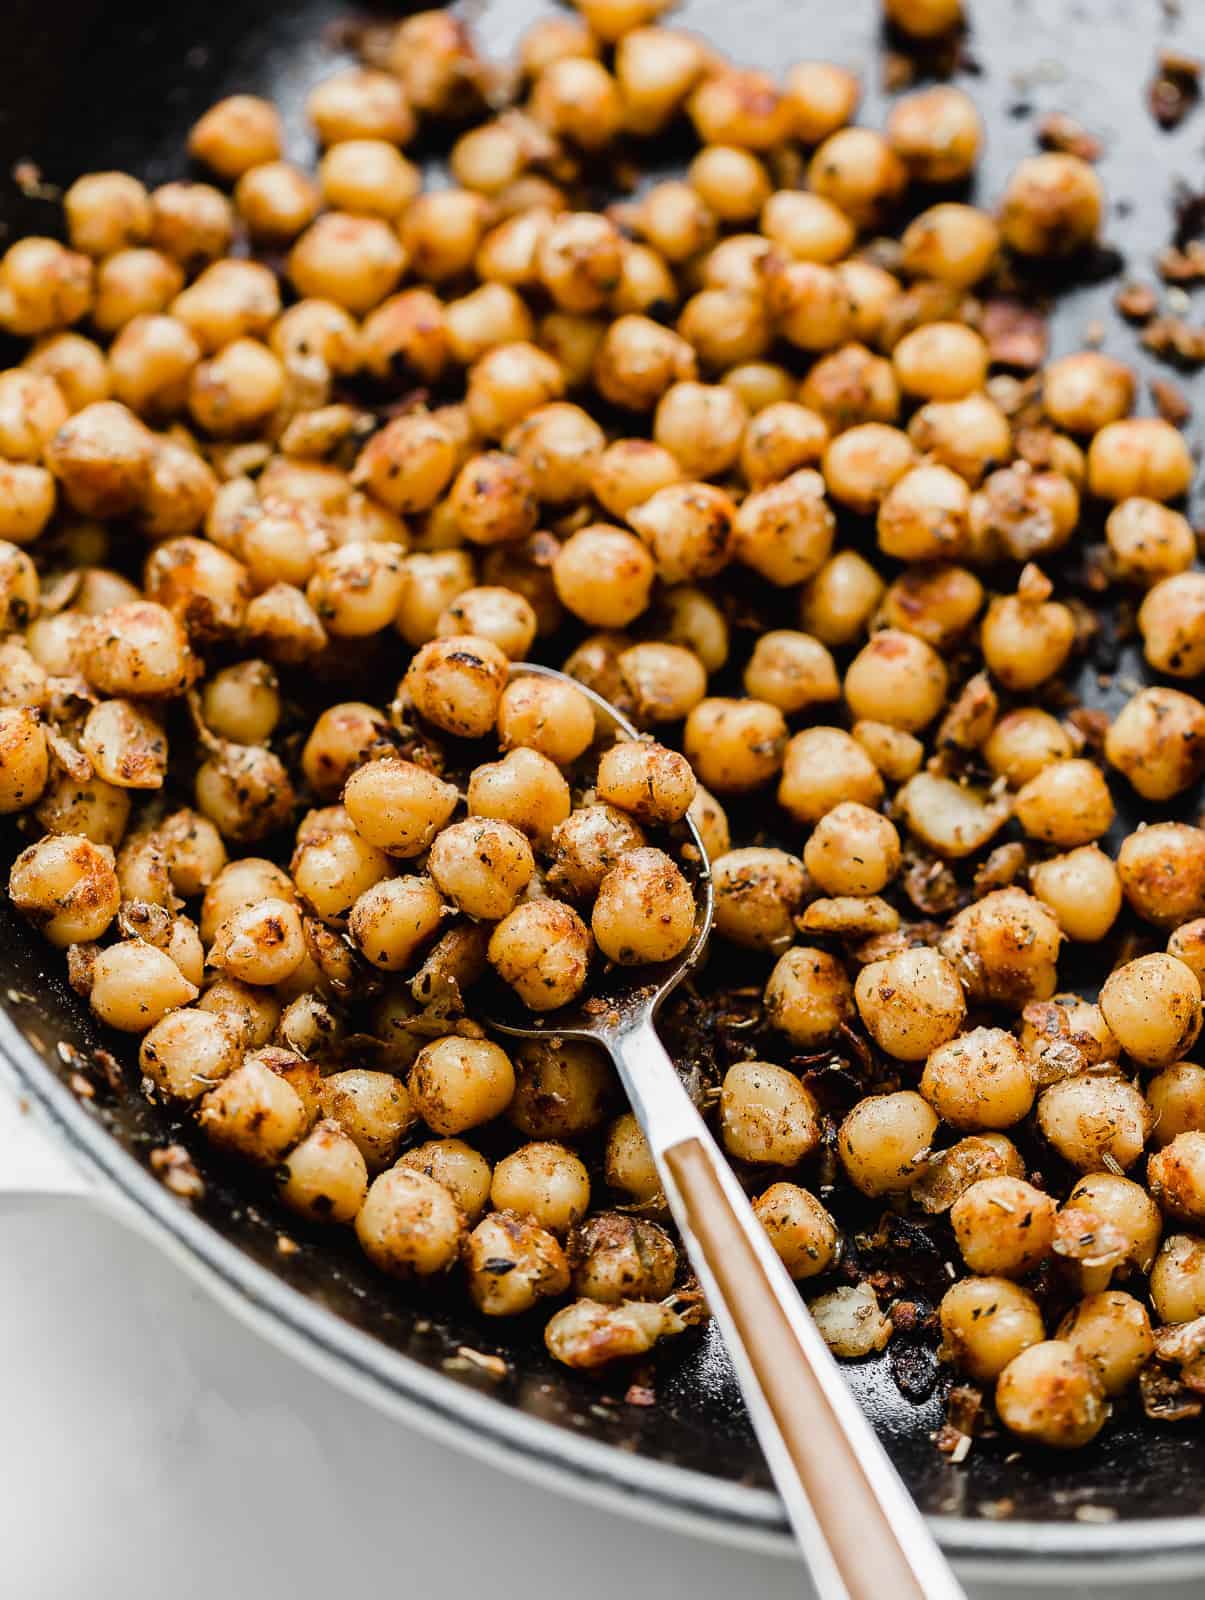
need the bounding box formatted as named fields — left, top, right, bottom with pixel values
left=594, top=739, right=695, bottom=827
left=1104, top=686, right=1205, bottom=804
left=91, top=248, right=184, bottom=334
left=739, top=403, right=828, bottom=489
left=313, top=1071, right=412, bottom=1174
left=504, top=1038, right=613, bottom=1144
left=806, top=127, right=905, bottom=227
left=648, top=383, right=746, bottom=482
left=466, top=1211, right=569, bottom=1316
left=234, top=161, right=321, bottom=241
left=893, top=321, right=988, bottom=402
left=1012, top=758, right=1115, bottom=849
left=592, top=847, right=695, bottom=966
left=999, top=153, right=1103, bottom=258
left=8, top=832, right=118, bottom=946
left=1037, top=352, right=1133, bottom=438
left=626, top=481, right=733, bottom=587
left=995, top=1342, right=1106, bottom=1450
left=1169, top=924, right=1205, bottom=991
left=1118, top=822, right=1205, bottom=931
left=490, top=1142, right=591, bottom=1235
left=529, top=58, right=624, bottom=150
left=0, top=236, right=93, bottom=336
left=1088, top=417, right=1194, bottom=503
left=61, top=171, right=149, bottom=259
left=404, top=634, right=508, bottom=740
left=984, top=708, right=1073, bottom=787
left=712, top=847, right=808, bottom=953
left=1152, top=1233, right=1205, bottom=1323
left=35, top=771, right=129, bottom=849
left=612, top=642, right=703, bottom=727
left=492, top=678, right=592, bottom=771
left=761, top=257, right=853, bottom=352
left=1138, top=572, right=1205, bottom=679
left=90, top=939, right=198, bottom=1032
left=1037, top=1073, right=1151, bottom=1173
left=1029, top=846, right=1122, bottom=944
left=194, top=739, right=295, bottom=844
left=546, top=805, right=646, bottom=903
left=822, top=422, right=915, bottom=513
left=23, top=331, right=110, bottom=415
left=0, top=703, right=48, bottom=812
left=592, top=315, right=696, bottom=413
left=949, top=1175, right=1057, bottom=1276
left=838, top=1091, right=937, bottom=1197
left=107, top=314, right=200, bottom=419
left=355, top=1167, right=464, bottom=1281
left=1101, top=502, right=1194, bottom=596
left=922, top=1028, right=1035, bottom=1133
left=349, top=873, right=441, bottom=970
left=188, top=94, right=281, bottom=179
left=467, top=748, right=569, bottom=846
left=852, top=721, right=924, bottom=784
left=887, top=86, right=981, bottom=183
left=568, top=1212, right=676, bottom=1303
left=1100, top=954, right=1202, bottom=1069
left=592, top=439, right=682, bottom=521
left=845, top=629, right=948, bottom=733
left=410, top=1035, right=515, bottom=1135
left=875, top=465, right=970, bottom=565
left=137, top=1006, right=241, bottom=1103
left=1057, top=1291, right=1154, bottom=1400
left=1146, top=1131, right=1205, bottom=1230
left=730, top=469, right=835, bottom=589
left=764, top=945, right=854, bottom=1046
left=899, top=203, right=999, bottom=288
left=44, top=399, right=153, bottom=518
left=208, top=896, right=304, bottom=987
left=778, top=726, right=883, bottom=824
left=82, top=601, right=194, bottom=699
left=941, top=888, right=1062, bottom=1009
left=1065, top=1172, right=1162, bottom=1279
left=189, top=338, right=285, bottom=436
left=553, top=524, right=655, bottom=628
left=782, top=61, right=860, bottom=144
left=466, top=341, right=566, bottom=440
left=719, top=1062, right=820, bottom=1166
left=880, top=565, right=984, bottom=654
left=796, top=551, right=883, bottom=649
left=742, top=630, right=837, bottom=716
left=1148, top=1062, right=1205, bottom=1149
left=605, top=1111, right=662, bottom=1206
left=802, top=345, right=899, bottom=434
left=198, top=663, right=279, bottom=752
left=394, top=1139, right=490, bottom=1225
left=687, top=146, right=770, bottom=223
left=981, top=574, right=1075, bottom=692
left=426, top=816, right=533, bottom=920
left=855, top=947, right=965, bottom=1063
left=939, top=1278, right=1044, bottom=1383
left=682, top=697, right=785, bottom=796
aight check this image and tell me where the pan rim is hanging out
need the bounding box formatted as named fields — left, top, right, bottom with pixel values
left=5, top=1004, right=1205, bottom=1581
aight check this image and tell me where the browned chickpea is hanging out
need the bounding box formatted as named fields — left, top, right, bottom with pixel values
left=447, top=451, right=537, bottom=548
left=1042, top=351, right=1134, bottom=435
left=63, top=171, right=151, bottom=258
left=489, top=899, right=592, bottom=1011
left=149, top=181, right=234, bottom=268
left=1106, top=498, right=1195, bottom=586
left=235, top=161, right=321, bottom=241
left=553, top=524, right=654, bottom=628
left=782, top=61, right=860, bottom=143
left=980, top=568, right=1075, bottom=691
left=289, top=213, right=407, bottom=315
left=307, top=67, right=415, bottom=146
left=687, top=146, right=771, bottom=223
left=628, top=481, right=735, bottom=586
left=593, top=316, right=697, bottom=413
left=996, top=1342, right=1106, bottom=1450
left=778, top=725, right=883, bottom=823
left=1105, top=687, right=1205, bottom=802
left=0, top=237, right=93, bottom=336
left=1118, top=822, right=1205, bottom=931
left=941, top=887, right=1062, bottom=1008
left=189, top=95, right=282, bottom=179
left=739, top=402, right=828, bottom=488
left=23, top=331, right=111, bottom=414
left=404, top=634, right=508, bottom=739
left=844, top=630, right=947, bottom=733
left=547, top=804, right=646, bottom=901
left=530, top=57, right=624, bottom=149
left=592, top=846, right=696, bottom=965
left=1147, top=1061, right=1205, bottom=1149
left=894, top=321, right=988, bottom=402
left=807, top=126, right=906, bottom=228
left=1038, top=1073, right=1152, bottom=1172
left=743, top=630, right=838, bottom=714
left=1139, top=572, right=1205, bottom=679
left=999, top=153, right=1103, bottom=257
left=899, top=203, right=999, bottom=287
left=822, top=422, right=915, bottom=513
left=466, top=341, right=565, bottom=439
left=798, top=550, right=885, bottom=646
left=684, top=697, right=788, bottom=794
left=1088, top=417, right=1194, bottom=502
left=761, top=257, right=853, bottom=352
left=688, top=68, right=789, bottom=150
left=838, top=1090, right=937, bottom=1197
left=886, top=86, right=981, bottom=182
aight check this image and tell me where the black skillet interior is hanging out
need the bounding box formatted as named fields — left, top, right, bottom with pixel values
left=2, top=0, right=1205, bottom=1546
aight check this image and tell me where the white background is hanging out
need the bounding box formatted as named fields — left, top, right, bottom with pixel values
left=0, top=1196, right=1192, bottom=1600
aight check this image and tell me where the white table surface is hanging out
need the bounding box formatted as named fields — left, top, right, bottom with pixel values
left=0, top=1196, right=1189, bottom=1600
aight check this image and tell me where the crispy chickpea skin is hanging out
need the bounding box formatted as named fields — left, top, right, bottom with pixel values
left=489, top=899, right=592, bottom=1010
left=712, top=847, right=808, bottom=952
left=855, top=947, right=966, bottom=1063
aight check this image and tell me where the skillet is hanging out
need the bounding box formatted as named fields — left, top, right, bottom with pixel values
left=0, top=0, right=1203, bottom=1579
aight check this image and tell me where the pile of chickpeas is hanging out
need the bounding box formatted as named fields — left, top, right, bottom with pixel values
left=2, top=0, right=1205, bottom=1443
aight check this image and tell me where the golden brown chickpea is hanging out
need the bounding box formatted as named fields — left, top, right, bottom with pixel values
left=752, top=1184, right=839, bottom=1281
left=739, top=402, right=828, bottom=488
left=800, top=342, right=899, bottom=431
left=627, top=481, right=735, bottom=586
left=489, top=900, right=592, bottom=1011
left=394, top=551, right=476, bottom=649
left=91, top=248, right=184, bottom=334
left=1014, top=758, right=1115, bottom=848
left=397, top=1138, right=492, bottom=1224
left=687, top=67, right=789, bottom=149
left=764, top=945, right=855, bottom=1046
left=466, top=1211, right=570, bottom=1316
left=650, top=384, right=747, bottom=483
left=568, top=1211, right=676, bottom=1303
left=307, top=540, right=409, bottom=639
left=1100, top=954, right=1202, bottom=1070
left=591, top=441, right=681, bottom=522
left=108, top=314, right=201, bottom=418
left=879, top=565, right=984, bottom=653
left=676, top=289, right=771, bottom=373
left=1029, top=846, right=1122, bottom=943
left=821, top=422, right=915, bottom=513
left=887, top=86, right=981, bottom=182
left=852, top=720, right=924, bottom=783
left=720, top=1061, right=820, bottom=1166
left=1105, top=497, right=1195, bottom=587
left=1152, top=1233, right=1205, bottom=1323
left=23, top=330, right=110, bottom=415
left=760, top=257, right=853, bottom=352
left=0, top=370, right=65, bottom=461
left=469, top=747, right=571, bottom=844
left=553, top=524, right=655, bottom=628
left=189, top=94, right=282, bottom=179
left=530, top=57, right=624, bottom=150
left=1118, top=822, right=1205, bottom=930
left=804, top=801, right=900, bottom=898
left=743, top=630, right=838, bottom=715
left=0, top=236, right=93, bottom=335
left=356, top=1167, right=465, bottom=1280
left=490, top=1141, right=591, bottom=1236
left=614, top=641, right=705, bottom=726
left=139, top=1006, right=242, bottom=1103
left=234, top=161, right=321, bottom=241
left=35, top=771, right=130, bottom=849
left=907, top=393, right=1011, bottom=487
left=1088, top=416, right=1194, bottom=503
left=504, top=404, right=605, bottom=508
left=494, top=676, right=593, bottom=769
left=148, top=181, right=234, bottom=269
left=807, top=126, right=906, bottom=227
left=683, top=697, right=787, bottom=795
left=519, top=14, right=597, bottom=74
left=90, top=939, right=199, bottom=1033
left=592, top=846, right=695, bottom=966
left=1058, top=1290, right=1153, bottom=1398
left=893, top=321, right=988, bottom=402
left=981, top=570, right=1075, bottom=691
left=899, top=203, right=999, bottom=288
left=762, top=190, right=855, bottom=265
left=593, top=316, right=697, bottom=413
left=1037, top=1072, right=1152, bottom=1172
left=1148, top=1062, right=1205, bottom=1149
left=427, top=817, right=534, bottom=921
left=1148, top=1131, right=1205, bottom=1227
left=876, top=463, right=971, bottom=563
left=1169, top=925, right=1205, bottom=991
left=778, top=725, right=884, bottom=824
left=411, top=1036, right=516, bottom=1136
left=687, top=146, right=771, bottom=223
left=843, top=629, right=947, bottom=734
left=319, top=140, right=421, bottom=220
left=983, top=708, right=1072, bottom=787
left=940, top=887, right=1062, bottom=1008
left=436, top=587, right=535, bottom=661
left=1040, top=351, right=1133, bottom=436
left=995, top=1341, right=1106, bottom=1450
left=939, top=1278, right=1044, bottom=1383
left=712, top=847, right=808, bottom=952
left=730, top=469, right=834, bottom=588
left=999, top=153, right=1102, bottom=258
left=839, top=1090, right=938, bottom=1196
left=349, top=874, right=443, bottom=972
left=855, top=947, right=966, bottom=1063
left=62, top=171, right=150, bottom=259
left=505, top=1040, right=613, bottom=1144
left=922, top=1027, right=1035, bottom=1132
left=466, top=341, right=566, bottom=440
left=210, top=896, right=307, bottom=986
left=797, top=551, right=885, bottom=648
left=79, top=698, right=166, bottom=790
left=404, top=634, right=508, bottom=739
left=289, top=213, right=407, bottom=316
left=547, top=804, right=647, bottom=902
left=389, top=8, right=480, bottom=115
left=782, top=60, right=860, bottom=143
left=533, top=212, right=622, bottom=313
left=307, top=67, right=416, bottom=146
left=449, top=120, right=526, bottom=196
left=1138, top=572, right=1205, bottom=679
left=44, top=399, right=154, bottom=517
left=9, top=833, right=118, bottom=946
left=1105, top=686, right=1205, bottom=802
left=951, top=1175, right=1057, bottom=1276
left=189, top=338, right=285, bottom=436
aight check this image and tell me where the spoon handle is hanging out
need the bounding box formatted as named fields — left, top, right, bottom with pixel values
left=611, top=1021, right=965, bottom=1600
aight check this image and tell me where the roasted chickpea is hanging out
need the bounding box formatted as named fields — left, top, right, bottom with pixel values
left=1168, top=924, right=1205, bottom=991
left=490, top=1142, right=590, bottom=1235
left=466, top=1211, right=569, bottom=1315
left=1138, top=572, right=1205, bottom=679
left=0, top=236, right=93, bottom=335
left=1151, top=1233, right=1205, bottom=1324
left=743, top=630, right=838, bottom=715
left=1100, top=954, right=1202, bottom=1070
left=951, top=1176, right=1057, bottom=1276
left=592, top=846, right=695, bottom=965
left=1087, top=417, right=1194, bottom=503
left=887, top=86, right=981, bottom=182
left=1118, top=822, right=1205, bottom=931
left=595, top=739, right=695, bottom=826
left=1038, top=1073, right=1152, bottom=1172
left=1058, top=1291, right=1154, bottom=1398
left=894, top=321, right=988, bottom=402
left=1029, top=846, right=1122, bottom=943
left=404, top=634, right=508, bottom=738
left=839, top=1091, right=938, bottom=1197
left=90, top=938, right=199, bottom=1032
left=410, top=1035, right=515, bottom=1135
left=356, top=1167, right=465, bottom=1280
left=981, top=571, right=1075, bottom=691
left=822, top=422, right=915, bottom=513
left=628, top=481, right=735, bottom=586
left=899, top=203, right=999, bottom=287
left=731, top=469, right=834, bottom=588
left=783, top=61, right=860, bottom=144
left=529, top=58, right=624, bottom=150
left=764, top=945, right=854, bottom=1046
left=553, top=524, right=654, bottom=627
left=720, top=1061, right=820, bottom=1166
left=569, top=1211, right=676, bottom=1302
left=1148, top=1062, right=1205, bottom=1149
left=688, top=146, right=771, bottom=223
left=593, top=315, right=696, bottom=412
left=712, top=847, right=808, bottom=952
left=547, top=804, right=647, bottom=901
left=685, top=697, right=788, bottom=794
left=999, top=153, right=1103, bottom=258
left=995, top=1342, right=1106, bottom=1450
left=941, top=887, right=1061, bottom=1008
left=984, top=708, right=1073, bottom=787
left=940, top=1277, right=1044, bottom=1383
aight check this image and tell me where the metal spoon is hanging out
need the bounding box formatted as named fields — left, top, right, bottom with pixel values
left=483, top=662, right=967, bottom=1600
